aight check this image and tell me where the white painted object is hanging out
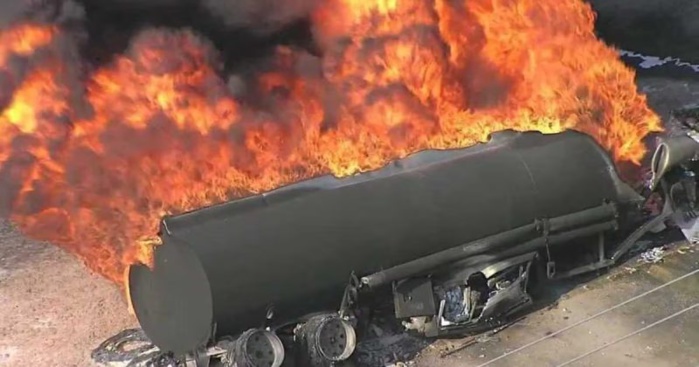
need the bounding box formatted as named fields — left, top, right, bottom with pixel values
left=619, top=50, right=699, bottom=72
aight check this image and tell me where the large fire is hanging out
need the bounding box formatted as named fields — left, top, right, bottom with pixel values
left=0, top=0, right=661, bottom=285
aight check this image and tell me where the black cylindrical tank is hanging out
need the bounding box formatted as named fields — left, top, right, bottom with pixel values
left=128, top=130, right=639, bottom=354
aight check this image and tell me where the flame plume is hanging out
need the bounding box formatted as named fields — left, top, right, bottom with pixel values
left=0, top=0, right=661, bottom=284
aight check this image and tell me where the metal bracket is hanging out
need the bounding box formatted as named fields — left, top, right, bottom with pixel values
left=339, top=272, right=360, bottom=317
left=612, top=189, right=674, bottom=262
left=553, top=233, right=613, bottom=279
left=161, top=219, right=172, bottom=236
left=190, top=348, right=211, bottom=367
left=546, top=261, right=556, bottom=279
left=539, top=218, right=556, bottom=279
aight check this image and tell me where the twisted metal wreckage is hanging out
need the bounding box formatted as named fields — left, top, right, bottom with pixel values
left=109, top=124, right=699, bottom=367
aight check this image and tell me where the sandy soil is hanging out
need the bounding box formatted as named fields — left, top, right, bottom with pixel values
left=0, top=220, right=136, bottom=366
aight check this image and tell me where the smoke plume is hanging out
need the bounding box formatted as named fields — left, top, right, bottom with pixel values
left=0, top=0, right=662, bottom=284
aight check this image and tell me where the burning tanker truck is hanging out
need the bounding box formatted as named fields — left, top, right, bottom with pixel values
left=127, top=128, right=699, bottom=367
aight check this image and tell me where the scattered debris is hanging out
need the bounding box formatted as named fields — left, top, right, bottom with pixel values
left=353, top=322, right=428, bottom=367
left=91, top=329, right=160, bottom=367
left=439, top=337, right=477, bottom=358
left=668, top=103, right=699, bottom=135
left=639, top=247, right=667, bottom=264
left=627, top=240, right=656, bottom=259
left=439, top=317, right=525, bottom=358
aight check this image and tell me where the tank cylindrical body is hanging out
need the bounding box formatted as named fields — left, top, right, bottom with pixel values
left=128, top=130, right=639, bottom=354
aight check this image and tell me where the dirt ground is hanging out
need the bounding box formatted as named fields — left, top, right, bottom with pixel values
left=2, top=65, right=699, bottom=367
left=0, top=220, right=136, bottom=366
left=413, top=243, right=699, bottom=367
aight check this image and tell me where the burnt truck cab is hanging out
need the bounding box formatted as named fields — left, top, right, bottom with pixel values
left=127, top=129, right=699, bottom=367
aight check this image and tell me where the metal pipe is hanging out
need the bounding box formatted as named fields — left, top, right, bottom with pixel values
left=499, top=220, right=618, bottom=260
left=360, top=223, right=539, bottom=289
left=450, top=220, right=619, bottom=274
left=360, top=210, right=618, bottom=289
left=650, top=133, right=699, bottom=189
left=546, top=203, right=617, bottom=233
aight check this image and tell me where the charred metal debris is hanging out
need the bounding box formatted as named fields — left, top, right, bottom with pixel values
left=98, top=113, right=699, bottom=367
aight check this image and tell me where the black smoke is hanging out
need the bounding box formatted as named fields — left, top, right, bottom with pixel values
left=588, top=0, right=699, bottom=64
left=0, top=0, right=319, bottom=71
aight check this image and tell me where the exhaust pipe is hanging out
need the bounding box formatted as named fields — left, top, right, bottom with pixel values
left=223, top=329, right=285, bottom=367
left=650, top=133, right=699, bottom=189
left=296, top=314, right=357, bottom=366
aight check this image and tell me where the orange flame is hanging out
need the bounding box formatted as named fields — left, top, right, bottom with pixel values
left=0, top=23, right=56, bottom=66
left=0, top=0, right=662, bottom=285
